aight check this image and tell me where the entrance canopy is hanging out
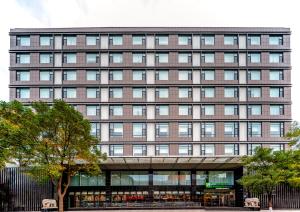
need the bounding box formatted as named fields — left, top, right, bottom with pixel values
left=101, top=156, right=242, bottom=170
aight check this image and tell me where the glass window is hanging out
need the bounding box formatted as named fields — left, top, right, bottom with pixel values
left=156, top=123, right=169, bottom=137
left=208, top=171, right=234, bottom=186
left=157, top=36, right=168, bottom=45
left=156, top=105, right=169, bottom=116
left=224, top=87, right=238, bottom=98
left=40, top=53, right=52, bottom=64
left=270, top=105, right=284, bottom=115
left=63, top=88, right=77, bottom=98
left=224, top=53, right=238, bottom=63
left=17, top=36, right=30, bottom=46
left=202, top=70, right=215, bottom=80
left=224, top=122, right=238, bottom=137
left=16, top=88, right=30, bottom=98
left=248, top=35, right=261, bottom=45
left=86, top=35, right=98, bottom=45
left=109, top=70, right=123, bottom=80
left=179, top=88, right=192, bottom=98
left=269, top=144, right=283, bottom=152
left=269, top=35, right=283, bottom=45
left=201, top=144, right=215, bottom=155
left=178, top=105, right=192, bottom=116
left=17, top=54, right=30, bottom=64
left=90, top=122, right=100, bottom=137
left=39, top=88, right=52, bottom=99
left=40, top=70, right=53, bottom=81
left=178, top=123, right=192, bottom=137
left=179, top=144, right=192, bottom=156
left=156, top=70, right=169, bottom=80
left=224, top=70, right=238, bottom=80
left=40, top=36, right=52, bottom=46
left=248, top=144, right=262, bottom=155
left=178, top=53, right=190, bottom=63
left=133, top=88, right=145, bottom=98
left=202, top=35, right=215, bottom=45
left=196, top=171, right=207, bottom=185
left=156, top=88, right=169, bottom=98
left=110, top=53, right=123, bottom=63
left=133, top=123, right=146, bottom=137
left=178, top=70, right=192, bottom=80
left=248, top=87, right=261, bottom=98
left=270, top=70, right=283, bottom=80
left=111, top=36, right=123, bottom=45
left=110, top=123, right=123, bottom=137
left=86, top=105, right=99, bottom=116
left=63, top=70, right=77, bottom=80
left=86, top=88, right=99, bottom=98
left=248, top=53, right=261, bottom=63
left=132, top=70, right=145, bottom=80
left=202, top=53, right=215, bottom=63
left=224, top=35, right=237, bottom=45
left=224, top=105, right=238, bottom=116
left=16, top=71, right=30, bottom=81
left=178, top=35, right=191, bottom=45
left=153, top=171, right=177, bottom=185
left=110, top=145, right=123, bottom=156
left=270, top=87, right=283, bottom=98
left=201, top=123, right=215, bottom=137
left=86, top=70, right=99, bottom=81
left=65, top=36, right=76, bottom=45
left=248, top=70, right=261, bottom=80
left=64, top=53, right=76, bottom=63
left=202, top=87, right=215, bottom=98
left=224, top=144, right=238, bottom=155
left=132, top=35, right=144, bottom=45
left=155, top=145, right=169, bottom=156
left=248, top=105, right=262, bottom=115
left=110, top=105, right=123, bottom=116
left=110, top=88, right=123, bottom=98
left=248, top=122, right=262, bottom=137
left=269, top=53, right=283, bottom=63
left=86, top=53, right=99, bottom=63
left=71, top=173, right=105, bottom=186
left=111, top=171, right=149, bottom=186
left=270, top=122, right=284, bottom=137
left=133, top=145, right=147, bottom=156
left=133, top=53, right=145, bottom=63
left=132, top=105, right=145, bottom=116
left=156, top=53, right=169, bottom=63
left=202, top=105, right=215, bottom=116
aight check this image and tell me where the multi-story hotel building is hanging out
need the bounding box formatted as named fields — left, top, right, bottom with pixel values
left=9, top=27, right=291, bottom=209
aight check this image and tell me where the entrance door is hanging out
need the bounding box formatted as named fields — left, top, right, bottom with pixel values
left=202, top=189, right=235, bottom=207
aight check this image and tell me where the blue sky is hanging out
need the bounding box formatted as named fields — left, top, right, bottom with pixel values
left=0, top=0, right=299, bottom=121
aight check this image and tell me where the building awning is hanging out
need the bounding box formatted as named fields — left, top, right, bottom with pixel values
left=101, top=156, right=242, bottom=170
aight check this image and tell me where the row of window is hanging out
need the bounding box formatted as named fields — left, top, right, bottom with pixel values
left=16, top=34, right=284, bottom=47
left=108, top=143, right=284, bottom=156
left=16, top=69, right=285, bottom=82
left=16, top=86, right=285, bottom=99
left=15, top=52, right=285, bottom=64
left=90, top=122, right=284, bottom=138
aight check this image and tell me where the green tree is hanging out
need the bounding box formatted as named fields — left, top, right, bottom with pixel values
left=238, top=147, right=285, bottom=211
left=0, top=100, right=106, bottom=212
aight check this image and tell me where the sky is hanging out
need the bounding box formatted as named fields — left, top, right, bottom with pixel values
left=0, top=0, right=299, bottom=120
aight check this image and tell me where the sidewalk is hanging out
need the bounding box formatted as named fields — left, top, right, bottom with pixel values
left=67, top=209, right=300, bottom=212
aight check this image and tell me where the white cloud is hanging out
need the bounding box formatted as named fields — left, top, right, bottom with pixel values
left=0, top=0, right=299, bottom=121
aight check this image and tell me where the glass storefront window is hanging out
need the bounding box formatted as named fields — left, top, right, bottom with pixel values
left=196, top=171, right=207, bottom=185
left=69, top=191, right=106, bottom=208
left=70, top=173, right=105, bottom=186
left=111, top=171, right=149, bottom=186
left=208, top=171, right=234, bottom=187
left=179, top=171, right=191, bottom=185
left=153, top=171, right=178, bottom=185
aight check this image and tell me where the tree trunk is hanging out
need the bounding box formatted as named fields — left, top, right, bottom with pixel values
left=268, top=193, right=273, bottom=212
left=58, top=194, right=64, bottom=212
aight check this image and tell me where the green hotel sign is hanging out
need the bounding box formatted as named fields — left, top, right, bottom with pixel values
left=205, top=182, right=232, bottom=189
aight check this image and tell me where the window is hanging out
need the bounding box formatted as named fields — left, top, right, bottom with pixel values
left=270, top=70, right=283, bottom=80
left=40, top=70, right=53, bottom=81
left=156, top=53, right=169, bottom=63
left=86, top=35, right=98, bottom=45
left=201, top=35, right=214, bottom=45
left=133, top=123, right=146, bottom=137
left=201, top=144, right=215, bottom=155
left=178, top=105, right=192, bottom=116
left=156, top=123, right=169, bottom=137
left=111, top=171, right=148, bottom=186
left=224, top=53, right=238, bottom=63
left=178, top=123, right=192, bottom=137
left=155, top=145, right=169, bottom=156
left=16, top=36, right=30, bottom=46
left=132, top=70, right=146, bottom=80
left=156, top=88, right=169, bottom=98
left=269, top=35, right=283, bottom=45
left=201, top=87, right=215, bottom=98
left=16, top=88, right=30, bottom=98
left=86, top=88, right=100, bottom=98
left=248, top=70, right=261, bottom=80
left=224, top=105, right=238, bottom=116
left=156, top=70, right=169, bottom=80
left=40, top=36, right=52, bottom=46
left=40, top=53, right=53, bottom=64
left=132, top=88, right=146, bottom=98
left=110, top=88, right=123, bottom=98
left=178, top=53, right=191, bottom=63
left=269, top=144, right=284, bottom=152
left=201, top=105, right=215, bottom=116
left=224, top=87, right=238, bottom=98
left=91, top=123, right=100, bottom=137
left=178, top=35, right=191, bottom=45
left=248, top=35, right=260, bottom=45
left=202, top=70, right=215, bottom=80
left=132, top=35, right=144, bottom=45
left=64, top=36, right=76, bottom=45
left=86, top=105, right=100, bottom=116
left=63, top=88, right=77, bottom=98
left=110, top=145, right=123, bottom=156
left=208, top=171, right=234, bottom=186
left=156, top=105, right=169, bottom=116
left=201, top=123, right=215, bottom=137
left=156, top=35, right=168, bottom=45
left=248, top=53, right=261, bottom=63
left=224, top=144, right=239, bottom=155
left=110, top=105, right=123, bottom=116
left=196, top=171, right=207, bottom=185
left=39, top=88, right=53, bottom=99
left=133, top=53, right=145, bottom=63
left=179, top=144, right=192, bottom=156
left=86, top=70, right=100, bottom=81
left=110, top=53, right=123, bottom=63
left=248, top=122, right=262, bottom=137
left=270, top=122, right=284, bottom=137
left=270, top=87, right=284, bottom=98
left=270, top=105, right=284, bottom=115
left=86, top=53, right=99, bottom=63
left=110, top=35, right=123, bottom=45
left=224, top=70, right=238, bottom=80
left=248, top=144, right=262, bottom=155
left=269, top=53, right=283, bottom=63
left=16, top=54, right=30, bottom=64
left=224, top=35, right=238, bottom=45
left=63, top=70, right=77, bottom=80
left=132, top=105, right=146, bottom=116
left=178, top=70, right=192, bottom=80
left=109, top=70, right=123, bottom=80
left=133, top=145, right=147, bottom=156
left=16, top=71, right=30, bottom=81
left=178, top=88, right=192, bottom=98
left=202, top=53, right=215, bottom=63
left=110, top=123, right=123, bottom=137
left=64, top=53, right=76, bottom=63
left=248, top=87, right=261, bottom=98
left=248, top=105, right=262, bottom=115
left=224, top=122, right=238, bottom=137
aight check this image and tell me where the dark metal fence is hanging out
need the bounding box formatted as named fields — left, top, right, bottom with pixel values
left=0, top=167, right=53, bottom=211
